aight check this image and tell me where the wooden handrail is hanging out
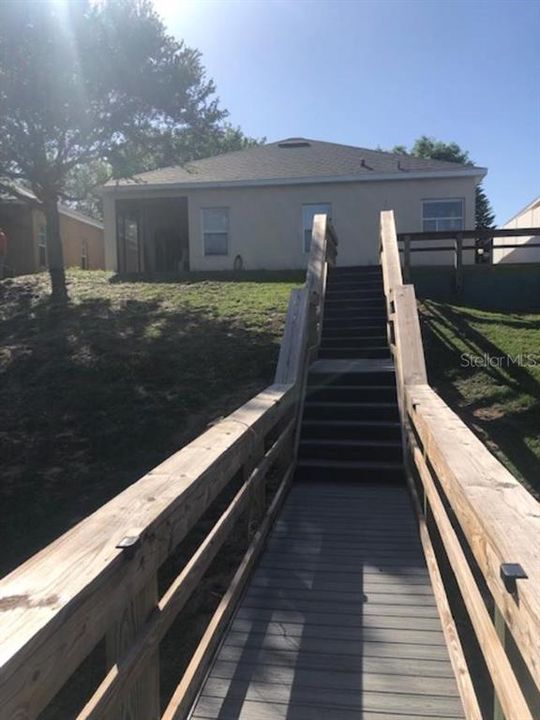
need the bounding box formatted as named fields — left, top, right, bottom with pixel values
left=397, top=227, right=540, bottom=241
left=275, top=213, right=337, bottom=392
left=0, top=215, right=338, bottom=720
left=380, top=209, right=540, bottom=720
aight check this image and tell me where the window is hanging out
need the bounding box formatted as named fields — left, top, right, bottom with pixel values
left=202, top=208, right=229, bottom=256
left=81, top=239, right=89, bottom=269
left=38, top=225, right=47, bottom=267
left=303, top=203, right=332, bottom=253
left=422, top=199, right=464, bottom=232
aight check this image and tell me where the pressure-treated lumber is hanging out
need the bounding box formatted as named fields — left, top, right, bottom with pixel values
left=411, top=442, right=533, bottom=720
left=77, top=419, right=295, bottom=720
left=162, top=463, right=295, bottom=720
left=406, top=384, right=540, bottom=695
left=404, top=453, right=481, bottom=720
left=105, top=576, right=160, bottom=720
left=391, top=284, right=427, bottom=387
left=274, top=288, right=308, bottom=385
left=380, top=209, right=403, bottom=295
left=0, top=383, right=294, bottom=720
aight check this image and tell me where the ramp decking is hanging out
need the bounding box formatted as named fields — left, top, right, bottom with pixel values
left=191, top=266, right=464, bottom=720
left=190, top=481, right=463, bottom=720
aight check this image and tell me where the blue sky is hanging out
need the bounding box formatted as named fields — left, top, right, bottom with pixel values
left=154, top=0, right=540, bottom=224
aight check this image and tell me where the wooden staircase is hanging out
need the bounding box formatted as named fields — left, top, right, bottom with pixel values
left=297, top=265, right=404, bottom=484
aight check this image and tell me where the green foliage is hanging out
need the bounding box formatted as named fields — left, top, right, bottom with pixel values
left=475, top=185, right=496, bottom=229
left=0, top=0, right=260, bottom=291
left=0, top=270, right=300, bottom=573
left=0, top=0, right=225, bottom=197
left=391, top=136, right=495, bottom=228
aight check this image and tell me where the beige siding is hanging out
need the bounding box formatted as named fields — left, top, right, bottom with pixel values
left=59, top=212, right=105, bottom=270
left=0, top=205, right=35, bottom=276
left=493, top=199, right=540, bottom=264
left=104, top=176, right=478, bottom=271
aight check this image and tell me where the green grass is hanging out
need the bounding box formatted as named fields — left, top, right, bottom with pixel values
left=0, top=269, right=303, bottom=577
left=419, top=300, right=540, bottom=498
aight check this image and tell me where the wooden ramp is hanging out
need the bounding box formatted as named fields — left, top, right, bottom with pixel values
left=190, top=481, right=464, bottom=720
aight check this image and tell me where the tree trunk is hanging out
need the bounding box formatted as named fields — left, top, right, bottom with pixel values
left=43, top=198, right=68, bottom=303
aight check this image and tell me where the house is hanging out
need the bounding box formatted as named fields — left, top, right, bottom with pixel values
left=493, top=196, right=540, bottom=264
left=101, top=138, right=487, bottom=272
left=0, top=186, right=105, bottom=277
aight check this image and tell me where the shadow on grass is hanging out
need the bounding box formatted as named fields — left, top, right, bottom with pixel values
left=420, top=300, right=540, bottom=497
left=0, top=291, right=281, bottom=577
left=109, top=270, right=306, bottom=285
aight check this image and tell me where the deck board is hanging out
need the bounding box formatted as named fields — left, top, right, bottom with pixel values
left=189, top=482, right=464, bottom=719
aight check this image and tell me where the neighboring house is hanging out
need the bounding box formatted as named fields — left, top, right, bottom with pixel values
left=493, top=197, right=540, bottom=264
left=102, top=138, right=487, bottom=272
left=0, top=186, right=105, bottom=277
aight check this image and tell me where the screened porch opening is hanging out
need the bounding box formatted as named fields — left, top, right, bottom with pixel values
left=116, top=197, right=189, bottom=274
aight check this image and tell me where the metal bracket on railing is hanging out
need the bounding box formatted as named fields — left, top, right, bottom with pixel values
left=116, top=535, right=141, bottom=559
left=500, top=563, right=528, bottom=593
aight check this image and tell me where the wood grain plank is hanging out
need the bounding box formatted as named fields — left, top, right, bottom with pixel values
left=407, top=383, right=540, bottom=694
left=0, top=383, right=294, bottom=720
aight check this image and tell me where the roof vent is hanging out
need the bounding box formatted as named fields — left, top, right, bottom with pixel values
left=278, top=139, right=311, bottom=148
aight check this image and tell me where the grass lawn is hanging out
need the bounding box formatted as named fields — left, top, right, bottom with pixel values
left=0, top=269, right=302, bottom=578
left=419, top=300, right=540, bottom=499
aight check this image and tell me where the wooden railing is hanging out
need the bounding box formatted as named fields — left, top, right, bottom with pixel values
left=397, top=227, right=540, bottom=290
left=0, top=215, right=337, bottom=720
left=381, top=209, right=540, bottom=720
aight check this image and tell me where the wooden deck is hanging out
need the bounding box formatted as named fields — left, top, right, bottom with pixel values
left=190, top=481, right=464, bottom=720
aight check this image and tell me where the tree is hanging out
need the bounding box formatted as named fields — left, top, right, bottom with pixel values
left=0, top=0, right=233, bottom=301
left=62, top=123, right=262, bottom=222
left=391, top=136, right=495, bottom=228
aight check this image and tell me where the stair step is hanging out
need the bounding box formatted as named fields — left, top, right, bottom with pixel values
left=318, top=348, right=391, bottom=359
left=322, top=327, right=387, bottom=339
left=306, top=385, right=397, bottom=403
left=325, top=300, right=385, bottom=311
left=323, top=317, right=387, bottom=329
left=294, top=458, right=405, bottom=483
left=325, top=297, right=385, bottom=306
left=330, top=266, right=382, bottom=276
left=325, top=287, right=383, bottom=297
left=303, top=401, right=399, bottom=421
left=307, top=370, right=396, bottom=387
left=320, top=336, right=388, bottom=348
left=324, top=308, right=386, bottom=320
left=301, top=419, right=402, bottom=441
left=299, top=438, right=403, bottom=463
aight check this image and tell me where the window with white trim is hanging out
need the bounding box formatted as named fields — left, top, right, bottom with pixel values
left=303, top=203, right=332, bottom=253
left=422, top=199, right=464, bottom=232
left=38, top=225, right=47, bottom=267
left=202, top=208, right=229, bottom=256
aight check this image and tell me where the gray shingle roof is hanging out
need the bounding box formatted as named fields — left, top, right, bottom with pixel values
left=105, top=137, right=486, bottom=189
left=0, top=182, right=103, bottom=229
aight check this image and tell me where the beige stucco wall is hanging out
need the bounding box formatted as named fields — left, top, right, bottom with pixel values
left=493, top=199, right=540, bottom=264
left=59, top=212, right=105, bottom=270
left=31, top=208, right=105, bottom=271
left=104, top=175, right=478, bottom=272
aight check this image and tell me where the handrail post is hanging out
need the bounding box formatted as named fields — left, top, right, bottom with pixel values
left=454, top=233, right=463, bottom=295
left=106, top=575, right=160, bottom=720
left=403, top=234, right=411, bottom=283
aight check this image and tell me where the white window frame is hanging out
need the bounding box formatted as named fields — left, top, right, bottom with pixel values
left=302, top=203, right=332, bottom=254
left=38, top=225, right=47, bottom=267
left=201, top=207, right=230, bottom=257
left=421, top=198, right=465, bottom=232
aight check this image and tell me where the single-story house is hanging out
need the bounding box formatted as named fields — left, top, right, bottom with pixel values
left=0, top=186, right=105, bottom=277
left=493, top=196, right=540, bottom=264
left=102, top=138, right=487, bottom=272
